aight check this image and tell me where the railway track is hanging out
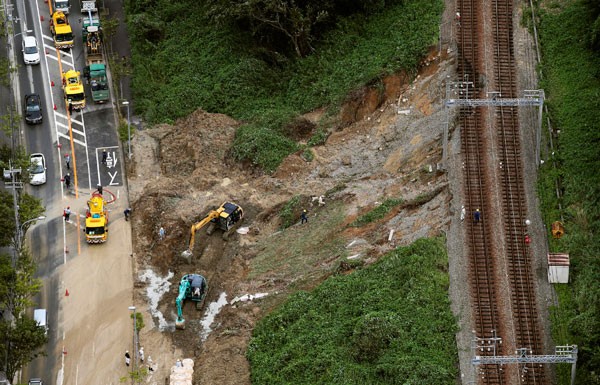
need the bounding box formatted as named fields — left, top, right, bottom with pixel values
left=456, top=0, right=547, bottom=383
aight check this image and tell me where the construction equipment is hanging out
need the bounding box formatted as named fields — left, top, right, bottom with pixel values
left=175, top=274, right=207, bottom=329
left=53, top=0, right=70, bottom=14
left=181, top=202, right=244, bottom=259
left=63, top=69, right=86, bottom=110
left=49, top=11, right=74, bottom=49
left=81, top=0, right=100, bottom=42
left=84, top=191, right=108, bottom=243
left=83, top=26, right=109, bottom=103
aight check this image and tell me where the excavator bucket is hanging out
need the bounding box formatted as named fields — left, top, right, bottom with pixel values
left=175, top=318, right=185, bottom=330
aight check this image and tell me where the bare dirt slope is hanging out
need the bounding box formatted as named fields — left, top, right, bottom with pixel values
left=126, top=49, right=456, bottom=385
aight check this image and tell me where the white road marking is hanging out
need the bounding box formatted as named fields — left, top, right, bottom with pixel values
left=58, top=131, right=86, bottom=146
left=108, top=171, right=119, bottom=186
left=55, top=121, right=86, bottom=137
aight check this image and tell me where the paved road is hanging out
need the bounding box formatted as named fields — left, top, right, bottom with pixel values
left=7, top=0, right=132, bottom=383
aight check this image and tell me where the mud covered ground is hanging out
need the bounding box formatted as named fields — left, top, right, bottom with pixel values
left=126, top=48, right=457, bottom=385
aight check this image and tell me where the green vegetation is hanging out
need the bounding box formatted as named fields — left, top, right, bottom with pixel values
left=0, top=249, right=47, bottom=382
left=351, top=198, right=403, bottom=227
left=278, top=195, right=302, bottom=229
left=536, top=0, right=600, bottom=383
left=126, top=0, right=443, bottom=171
left=130, top=312, right=145, bottom=332
left=251, top=201, right=347, bottom=281
left=248, top=238, right=458, bottom=384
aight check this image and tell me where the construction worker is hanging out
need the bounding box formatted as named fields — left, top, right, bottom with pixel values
left=124, top=208, right=132, bottom=221
left=65, top=153, right=71, bottom=170
left=101, top=149, right=108, bottom=165
left=301, top=209, right=308, bottom=224
left=63, top=207, right=71, bottom=222
left=473, top=209, right=481, bottom=223
left=64, top=173, right=71, bottom=190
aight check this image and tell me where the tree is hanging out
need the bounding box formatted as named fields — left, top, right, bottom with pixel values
left=0, top=191, right=14, bottom=247
left=0, top=190, right=45, bottom=248
left=17, top=193, right=45, bottom=236
left=5, top=248, right=43, bottom=317
left=208, top=0, right=334, bottom=57
left=0, top=315, right=48, bottom=383
left=0, top=253, right=12, bottom=309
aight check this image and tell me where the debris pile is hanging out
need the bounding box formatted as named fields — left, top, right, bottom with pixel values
left=169, top=358, right=194, bottom=385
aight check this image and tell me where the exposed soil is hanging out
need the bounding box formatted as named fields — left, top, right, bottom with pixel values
left=120, top=1, right=556, bottom=384
left=125, top=46, right=457, bottom=385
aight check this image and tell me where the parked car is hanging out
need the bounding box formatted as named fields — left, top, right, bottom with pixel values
left=29, top=153, right=47, bottom=185
left=29, top=379, right=44, bottom=385
left=25, top=94, right=43, bottom=125
left=22, top=35, right=40, bottom=65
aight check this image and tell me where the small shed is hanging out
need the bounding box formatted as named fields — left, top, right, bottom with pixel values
left=548, top=253, right=569, bottom=283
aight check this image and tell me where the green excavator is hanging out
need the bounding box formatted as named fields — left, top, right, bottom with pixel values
left=175, top=273, right=208, bottom=329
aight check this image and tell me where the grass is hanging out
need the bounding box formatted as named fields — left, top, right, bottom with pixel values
left=249, top=201, right=347, bottom=284
left=536, top=0, right=600, bottom=382
left=278, top=195, right=302, bottom=230
left=247, top=237, right=458, bottom=384
left=350, top=198, right=403, bottom=227
left=126, top=0, right=443, bottom=171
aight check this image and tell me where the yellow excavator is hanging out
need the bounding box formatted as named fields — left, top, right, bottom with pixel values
left=181, top=202, right=244, bottom=259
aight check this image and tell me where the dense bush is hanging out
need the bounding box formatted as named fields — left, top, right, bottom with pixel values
left=537, top=0, right=600, bottom=383
left=248, top=238, right=458, bottom=384
left=126, top=0, right=443, bottom=171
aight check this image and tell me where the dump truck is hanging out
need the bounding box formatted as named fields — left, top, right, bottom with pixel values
left=83, top=26, right=109, bottom=103
left=84, top=191, right=108, bottom=243
left=63, top=69, right=86, bottom=110
left=50, top=11, right=74, bottom=49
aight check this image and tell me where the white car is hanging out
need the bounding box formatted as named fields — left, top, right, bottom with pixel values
left=22, top=36, right=40, bottom=65
left=29, top=153, right=47, bottom=185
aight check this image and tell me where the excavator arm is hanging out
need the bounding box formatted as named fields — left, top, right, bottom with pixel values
left=182, top=211, right=220, bottom=257
left=175, top=278, right=190, bottom=328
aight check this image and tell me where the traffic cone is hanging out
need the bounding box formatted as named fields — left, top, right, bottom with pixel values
left=51, top=80, right=54, bottom=86
left=40, top=15, right=44, bottom=21
left=65, top=289, right=69, bottom=296
left=63, top=347, right=67, bottom=355
left=54, top=104, right=57, bottom=110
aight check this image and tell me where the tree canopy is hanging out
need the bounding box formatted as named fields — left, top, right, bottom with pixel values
left=206, top=0, right=404, bottom=57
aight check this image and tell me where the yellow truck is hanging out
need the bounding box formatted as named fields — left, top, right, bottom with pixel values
left=63, top=69, right=86, bottom=110
left=85, top=192, right=108, bottom=243
left=50, top=11, right=74, bottom=49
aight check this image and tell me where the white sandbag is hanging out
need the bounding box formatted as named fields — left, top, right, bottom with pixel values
left=182, top=358, right=194, bottom=368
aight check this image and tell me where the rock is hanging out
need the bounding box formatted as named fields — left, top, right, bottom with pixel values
left=341, top=156, right=352, bottom=166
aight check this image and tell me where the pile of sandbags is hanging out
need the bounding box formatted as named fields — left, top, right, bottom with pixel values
left=169, top=358, right=194, bottom=385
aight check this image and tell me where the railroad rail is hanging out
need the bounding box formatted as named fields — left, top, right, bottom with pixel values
left=456, top=0, right=547, bottom=383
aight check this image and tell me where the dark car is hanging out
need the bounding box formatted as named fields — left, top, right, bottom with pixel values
left=25, top=94, right=43, bottom=124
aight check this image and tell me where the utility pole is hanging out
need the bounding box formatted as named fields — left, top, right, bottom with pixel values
left=4, top=161, right=23, bottom=267
left=128, top=306, right=138, bottom=383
